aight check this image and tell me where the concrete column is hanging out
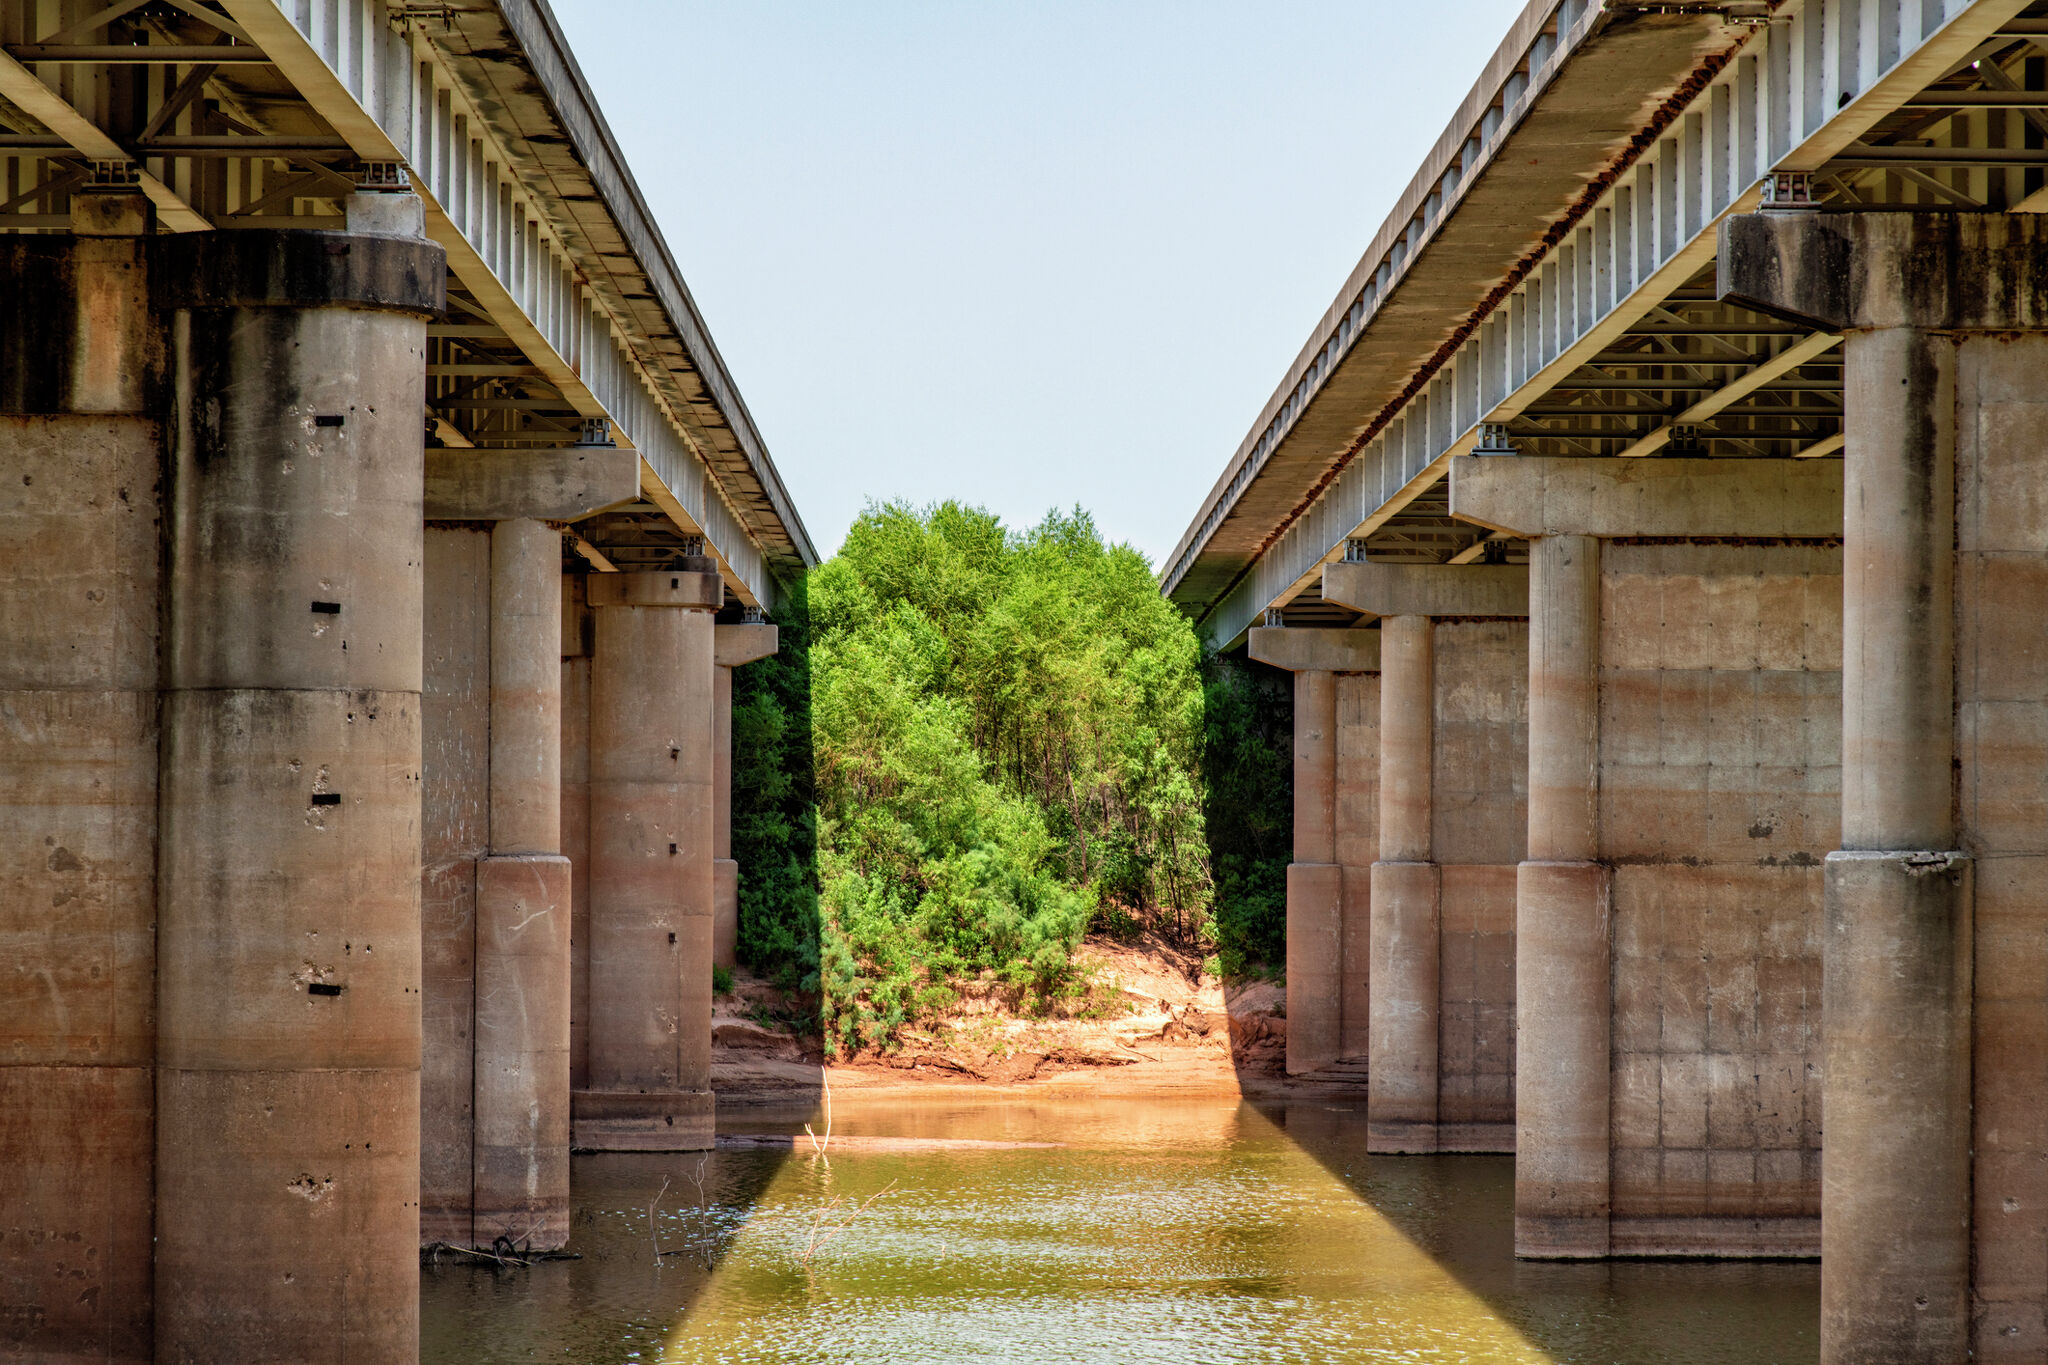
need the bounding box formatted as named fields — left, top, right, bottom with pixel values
left=0, top=193, right=161, bottom=1364
left=562, top=575, right=593, bottom=1094
left=1287, top=668, right=1343, bottom=1075
left=713, top=661, right=737, bottom=969
left=153, top=197, right=443, bottom=1362
left=577, top=562, right=721, bottom=1150
left=1516, top=532, right=1610, bottom=1258
left=473, top=518, right=570, bottom=1248
left=1821, top=324, right=1970, bottom=1364
left=1717, top=211, right=2043, bottom=1362
left=1249, top=625, right=1380, bottom=1077
left=1370, top=615, right=1440, bottom=1152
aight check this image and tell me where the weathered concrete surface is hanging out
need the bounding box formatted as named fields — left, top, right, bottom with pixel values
left=1723, top=212, right=2048, bottom=1361
left=1432, top=621, right=1525, bottom=1153
left=420, top=527, right=490, bottom=1247
left=1451, top=455, right=1843, bottom=540
left=472, top=519, right=570, bottom=1247
left=562, top=576, right=593, bottom=1094
left=712, top=622, right=778, bottom=970
left=1370, top=616, right=1439, bottom=1152
left=1286, top=668, right=1341, bottom=1075
left=0, top=224, right=160, bottom=1360
left=1323, top=561, right=1528, bottom=619
left=580, top=566, right=721, bottom=1149
left=1257, top=636, right=1383, bottom=1076
left=1512, top=530, right=1840, bottom=1261
left=1248, top=624, right=1381, bottom=675
left=1335, top=673, right=1380, bottom=1063
left=423, top=446, right=639, bottom=521
left=1954, top=333, right=2048, bottom=1364
left=155, top=214, right=438, bottom=1362
left=1720, top=209, right=2048, bottom=335
left=1517, top=534, right=1610, bottom=1258
left=1601, top=542, right=1838, bottom=1259
left=472, top=853, right=571, bottom=1247
left=489, top=519, right=563, bottom=855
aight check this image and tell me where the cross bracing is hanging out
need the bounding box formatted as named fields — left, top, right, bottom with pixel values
left=0, top=0, right=814, bottom=605
left=1168, top=0, right=2048, bottom=649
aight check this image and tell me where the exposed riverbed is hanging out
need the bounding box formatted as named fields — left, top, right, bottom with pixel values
left=422, top=1091, right=1816, bottom=1364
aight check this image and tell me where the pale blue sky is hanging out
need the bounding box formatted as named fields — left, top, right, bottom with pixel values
left=550, top=0, right=1530, bottom=565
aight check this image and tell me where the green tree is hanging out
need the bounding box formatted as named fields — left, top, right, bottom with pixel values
left=1198, top=651, right=1293, bottom=975
left=803, top=501, right=1214, bottom=1053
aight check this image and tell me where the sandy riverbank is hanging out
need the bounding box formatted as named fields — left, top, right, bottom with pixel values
left=710, top=932, right=1364, bottom=1108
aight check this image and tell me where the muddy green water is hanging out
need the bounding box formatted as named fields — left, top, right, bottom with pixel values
left=421, top=1093, right=1816, bottom=1364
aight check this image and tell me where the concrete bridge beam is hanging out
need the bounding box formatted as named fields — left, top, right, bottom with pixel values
left=1722, top=209, right=2048, bottom=1365
left=1248, top=626, right=1380, bottom=1073
left=578, top=566, right=721, bottom=1149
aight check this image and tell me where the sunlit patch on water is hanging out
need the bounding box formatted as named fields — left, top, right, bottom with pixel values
left=421, top=1094, right=1816, bottom=1365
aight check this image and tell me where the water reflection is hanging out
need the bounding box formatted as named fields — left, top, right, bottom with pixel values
left=420, top=1093, right=1816, bottom=1364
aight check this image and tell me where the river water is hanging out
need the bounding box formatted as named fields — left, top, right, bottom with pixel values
left=421, top=1091, right=1816, bottom=1364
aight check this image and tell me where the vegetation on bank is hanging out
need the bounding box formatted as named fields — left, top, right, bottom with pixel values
left=729, top=500, right=1293, bottom=1054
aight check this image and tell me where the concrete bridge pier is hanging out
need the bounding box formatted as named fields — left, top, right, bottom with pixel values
left=1247, top=626, right=1381, bottom=1073
left=417, top=447, right=635, bottom=1246
left=712, top=617, right=780, bottom=970
left=1516, top=534, right=1610, bottom=1255
left=0, top=191, right=164, bottom=1362
left=472, top=518, right=572, bottom=1248
left=1723, top=211, right=2048, bottom=1365
left=1371, top=613, right=1441, bottom=1150
left=1455, top=453, right=1844, bottom=1262
left=1322, top=562, right=1529, bottom=1154
left=154, top=196, right=443, bottom=1362
left=577, top=561, right=722, bottom=1149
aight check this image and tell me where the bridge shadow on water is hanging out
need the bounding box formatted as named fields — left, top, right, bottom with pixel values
left=1256, top=1099, right=1819, bottom=1365
left=420, top=1089, right=824, bottom=1364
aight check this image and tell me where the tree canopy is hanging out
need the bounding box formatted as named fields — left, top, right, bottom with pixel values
left=728, top=500, right=1293, bottom=1052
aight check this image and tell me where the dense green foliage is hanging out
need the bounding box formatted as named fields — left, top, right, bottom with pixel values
left=1198, top=653, right=1294, bottom=974
left=729, top=579, right=821, bottom=988
left=729, top=500, right=1298, bottom=1048
left=803, top=502, right=1212, bottom=1052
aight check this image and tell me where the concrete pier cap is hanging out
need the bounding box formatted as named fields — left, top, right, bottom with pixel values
left=1246, top=624, right=1381, bottom=675
left=1321, top=561, right=1528, bottom=619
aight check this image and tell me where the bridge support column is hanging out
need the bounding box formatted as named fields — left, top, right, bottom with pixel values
left=0, top=195, right=162, bottom=1364
left=473, top=518, right=571, bottom=1248
left=1324, top=561, right=1530, bottom=1152
left=577, top=563, right=721, bottom=1149
left=1516, top=534, right=1610, bottom=1257
left=1456, top=453, right=1845, bottom=1260
left=713, top=619, right=780, bottom=971
left=154, top=199, right=443, bottom=1362
left=1722, top=210, right=2048, bottom=1365
left=1248, top=626, right=1381, bottom=1076
left=1370, top=615, right=1440, bottom=1152
left=1290, top=669, right=1342, bottom=1074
